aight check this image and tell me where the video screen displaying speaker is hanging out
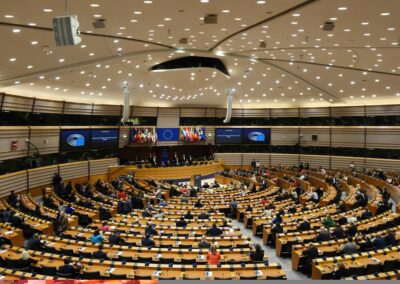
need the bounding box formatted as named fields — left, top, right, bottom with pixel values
left=179, top=127, right=205, bottom=143
left=60, top=129, right=90, bottom=151
left=243, top=128, right=271, bottom=144
left=131, top=128, right=158, bottom=144
left=157, top=128, right=179, bottom=142
left=91, top=129, right=119, bottom=149
left=215, top=128, right=242, bottom=144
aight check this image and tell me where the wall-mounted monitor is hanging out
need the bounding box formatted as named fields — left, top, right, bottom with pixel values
left=131, top=128, right=157, bottom=144
left=157, top=128, right=179, bottom=142
left=179, top=127, right=205, bottom=142
left=215, top=128, right=242, bottom=144
left=60, top=129, right=91, bottom=151
left=91, top=129, right=119, bottom=149
left=243, top=128, right=271, bottom=144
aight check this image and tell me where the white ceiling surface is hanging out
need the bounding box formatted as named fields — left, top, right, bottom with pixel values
left=0, top=0, right=399, bottom=108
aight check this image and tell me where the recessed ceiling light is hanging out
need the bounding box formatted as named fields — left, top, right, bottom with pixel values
left=12, top=28, right=21, bottom=33
left=380, top=12, right=390, bottom=16
left=31, top=41, right=38, bottom=45
left=361, top=22, right=369, bottom=25
left=134, top=11, right=142, bottom=14
left=9, top=58, right=16, bottom=62
left=28, top=22, right=37, bottom=26
left=90, top=3, right=100, bottom=7
left=292, top=13, right=300, bottom=17
left=4, top=15, right=14, bottom=18
left=257, top=0, right=266, bottom=4
left=43, top=8, right=53, bottom=13
left=144, top=0, right=152, bottom=3
left=59, top=58, right=65, bottom=62
left=235, top=18, right=242, bottom=21
left=338, top=7, right=347, bottom=10
left=200, top=0, right=209, bottom=3
left=27, top=65, right=33, bottom=69
left=222, top=10, right=230, bottom=13
left=387, top=27, right=395, bottom=31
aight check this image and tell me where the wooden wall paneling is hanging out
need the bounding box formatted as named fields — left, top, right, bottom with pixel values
left=270, top=153, right=299, bottom=167
left=63, top=102, right=92, bottom=115
left=0, top=127, right=30, bottom=160
left=131, top=106, right=158, bottom=117
left=299, top=154, right=330, bottom=169
left=59, top=161, right=89, bottom=180
left=331, top=127, right=365, bottom=148
left=366, top=127, right=400, bottom=150
left=92, top=104, right=121, bottom=116
left=271, top=127, right=299, bottom=145
left=33, top=99, right=64, bottom=114
left=27, top=165, right=58, bottom=189
left=119, top=127, right=131, bottom=148
left=29, top=127, right=60, bottom=155
left=300, top=127, right=330, bottom=147
left=0, top=170, right=27, bottom=198
left=2, top=95, right=33, bottom=112
left=180, top=108, right=205, bottom=117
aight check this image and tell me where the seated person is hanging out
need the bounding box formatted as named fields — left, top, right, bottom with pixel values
left=207, top=245, right=221, bottom=265
left=26, top=233, right=44, bottom=251
left=18, top=249, right=38, bottom=268
left=194, top=199, right=204, bottom=208
left=338, top=237, right=357, bottom=255
left=206, top=223, right=223, bottom=237
left=385, top=230, right=396, bottom=246
left=109, top=231, right=125, bottom=245
left=175, top=217, right=187, bottom=227
left=93, top=244, right=108, bottom=260
left=315, top=228, right=330, bottom=242
left=145, top=222, right=158, bottom=236
left=358, top=236, right=374, bottom=251
left=198, top=211, right=210, bottom=220
left=372, top=234, right=386, bottom=249
left=347, top=222, right=358, bottom=237
left=58, top=256, right=82, bottom=277
left=332, top=263, right=347, bottom=279
left=184, top=211, right=193, bottom=220
left=322, top=214, right=335, bottom=228
left=90, top=230, right=105, bottom=244
left=298, top=218, right=311, bottom=231
left=154, top=209, right=164, bottom=218
left=332, top=224, right=345, bottom=239
left=249, top=244, right=264, bottom=262
left=198, top=235, right=211, bottom=249
left=141, top=234, right=155, bottom=248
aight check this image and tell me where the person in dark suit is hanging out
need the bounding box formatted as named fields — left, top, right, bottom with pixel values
left=189, top=187, right=197, bottom=197
left=109, top=231, right=125, bottom=245
left=358, top=236, right=374, bottom=251
left=7, top=190, right=18, bottom=207
left=184, top=211, right=193, bottom=220
left=331, top=263, right=347, bottom=279
left=385, top=230, right=396, bottom=246
left=144, top=223, right=157, bottom=236
left=250, top=244, right=264, bottom=262
left=302, top=243, right=319, bottom=275
left=58, top=257, right=81, bottom=277
left=198, top=235, right=211, bottom=249
left=299, top=218, right=311, bottom=231
left=315, top=228, right=330, bottom=242
left=194, top=199, right=204, bottom=208
left=141, top=235, right=155, bottom=248
left=198, top=211, right=210, bottom=220
left=347, top=223, right=358, bottom=237
left=93, top=244, right=108, bottom=260
left=206, top=223, right=223, bottom=237
left=26, top=233, right=44, bottom=250
left=175, top=217, right=187, bottom=227
left=361, top=209, right=372, bottom=220
left=337, top=216, right=348, bottom=225
left=332, top=224, right=345, bottom=239
left=373, top=234, right=386, bottom=249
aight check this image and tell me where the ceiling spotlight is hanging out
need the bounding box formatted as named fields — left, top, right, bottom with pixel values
left=322, top=21, right=335, bottom=31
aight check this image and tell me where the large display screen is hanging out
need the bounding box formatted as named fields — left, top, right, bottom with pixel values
left=131, top=128, right=158, bottom=144
left=243, top=128, right=271, bottom=144
left=60, top=129, right=91, bottom=151
left=215, top=128, right=242, bottom=144
left=157, top=128, right=179, bottom=142
left=91, top=129, right=119, bottom=149
left=179, top=127, right=205, bottom=143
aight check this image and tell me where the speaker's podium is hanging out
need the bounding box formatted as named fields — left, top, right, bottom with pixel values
left=190, top=175, right=202, bottom=188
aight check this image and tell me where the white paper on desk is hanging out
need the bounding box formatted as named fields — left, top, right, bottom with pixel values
left=371, top=257, right=380, bottom=262
left=46, top=242, right=55, bottom=246
left=4, top=231, right=13, bottom=235
left=205, top=271, right=212, bottom=277
left=256, top=270, right=263, bottom=276
left=76, top=233, right=83, bottom=237
left=107, top=268, right=116, bottom=273
left=114, top=251, right=123, bottom=256
left=153, top=271, right=161, bottom=276
left=197, top=255, right=205, bottom=260
left=33, top=224, right=40, bottom=227
left=0, top=250, right=8, bottom=254
left=79, top=247, right=86, bottom=251
left=176, top=241, right=181, bottom=245
left=155, top=254, right=162, bottom=258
